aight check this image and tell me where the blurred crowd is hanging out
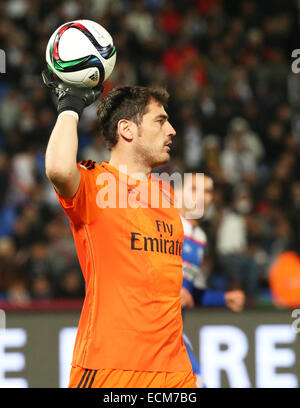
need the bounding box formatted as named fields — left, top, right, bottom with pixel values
left=0, top=0, right=300, bottom=307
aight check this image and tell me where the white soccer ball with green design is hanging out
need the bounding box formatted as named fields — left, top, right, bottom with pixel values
left=46, top=19, right=116, bottom=88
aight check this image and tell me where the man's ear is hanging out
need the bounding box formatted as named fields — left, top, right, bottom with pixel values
left=117, top=119, right=135, bottom=142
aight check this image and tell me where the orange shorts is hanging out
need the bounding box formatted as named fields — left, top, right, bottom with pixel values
left=69, top=366, right=197, bottom=388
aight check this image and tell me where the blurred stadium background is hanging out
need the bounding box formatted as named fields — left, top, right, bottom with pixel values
left=0, top=0, right=300, bottom=388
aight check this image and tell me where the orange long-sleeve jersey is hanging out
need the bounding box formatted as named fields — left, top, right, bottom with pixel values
left=55, top=161, right=191, bottom=372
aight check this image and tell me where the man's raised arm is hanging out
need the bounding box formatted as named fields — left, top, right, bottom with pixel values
left=46, top=113, right=80, bottom=198
left=42, top=68, right=103, bottom=198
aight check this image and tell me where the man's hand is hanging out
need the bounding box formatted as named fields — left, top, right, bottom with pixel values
left=225, top=290, right=245, bottom=312
left=180, top=287, right=195, bottom=309
left=42, top=68, right=104, bottom=117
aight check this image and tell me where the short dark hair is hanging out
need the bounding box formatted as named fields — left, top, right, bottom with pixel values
left=97, top=85, right=169, bottom=150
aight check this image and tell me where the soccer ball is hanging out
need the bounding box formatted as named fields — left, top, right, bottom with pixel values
left=46, top=19, right=116, bottom=88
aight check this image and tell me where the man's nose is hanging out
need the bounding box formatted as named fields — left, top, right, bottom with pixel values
left=166, top=121, right=176, bottom=137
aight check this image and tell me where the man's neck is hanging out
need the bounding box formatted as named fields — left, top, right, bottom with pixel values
left=109, top=152, right=152, bottom=179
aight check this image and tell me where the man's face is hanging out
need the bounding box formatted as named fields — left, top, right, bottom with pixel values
left=134, top=99, right=176, bottom=167
left=180, top=174, right=213, bottom=219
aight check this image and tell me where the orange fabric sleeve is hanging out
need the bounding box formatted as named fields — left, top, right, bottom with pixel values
left=54, top=162, right=100, bottom=226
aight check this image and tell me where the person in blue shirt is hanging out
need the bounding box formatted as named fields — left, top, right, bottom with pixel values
left=179, top=173, right=245, bottom=387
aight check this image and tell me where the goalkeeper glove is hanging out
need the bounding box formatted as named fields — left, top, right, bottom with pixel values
left=41, top=68, right=104, bottom=118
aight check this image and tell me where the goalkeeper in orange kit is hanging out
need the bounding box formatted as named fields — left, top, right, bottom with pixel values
left=42, top=68, right=197, bottom=388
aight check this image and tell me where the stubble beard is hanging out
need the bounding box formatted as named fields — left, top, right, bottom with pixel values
left=136, top=129, right=170, bottom=169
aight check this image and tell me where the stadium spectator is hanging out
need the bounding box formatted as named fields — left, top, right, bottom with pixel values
left=216, top=185, right=260, bottom=299
left=224, top=117, right=264, bottom=162
left=56, top=266, right=85, bottom=299
left=30, top=275, right=54, bottom=300
left=220, top=128, right=257, bottom=185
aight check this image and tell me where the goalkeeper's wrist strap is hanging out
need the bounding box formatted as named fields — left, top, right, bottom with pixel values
left=57, top=95, right=85, bottom=117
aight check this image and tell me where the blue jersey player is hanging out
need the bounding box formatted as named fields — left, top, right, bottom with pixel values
left=179, top=174, right=245, bottom=387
